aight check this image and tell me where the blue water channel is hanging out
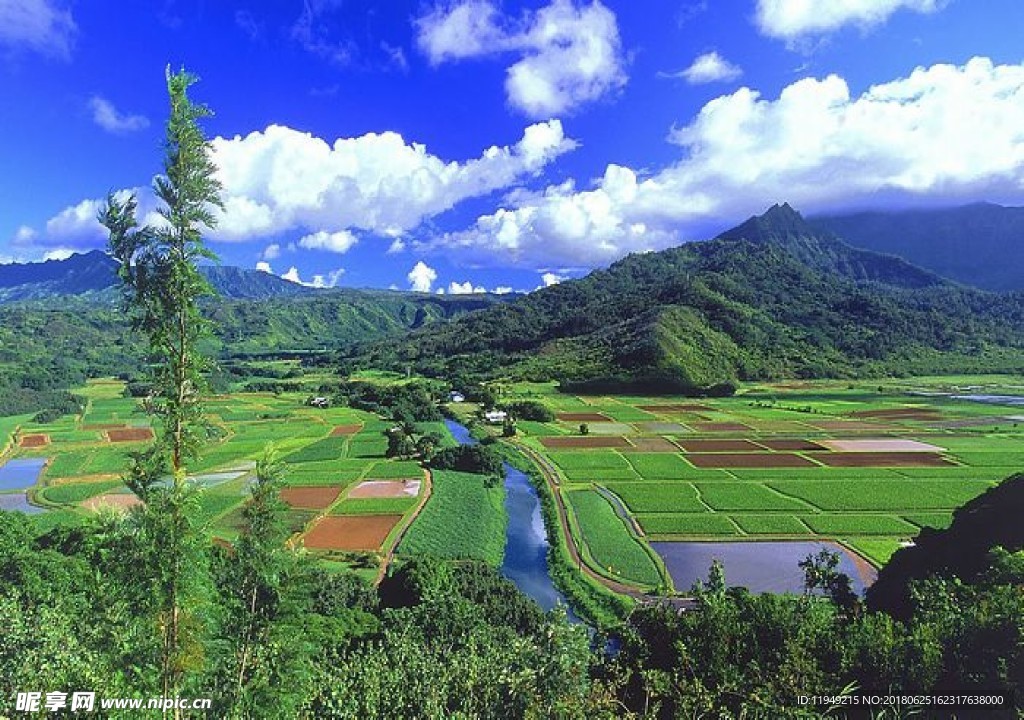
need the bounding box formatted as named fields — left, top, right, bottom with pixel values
left=443, top=419, right=577, bottom=616
left=0, top=457, right=47, bottom=491
left=650, top=540, right=876, bottom=595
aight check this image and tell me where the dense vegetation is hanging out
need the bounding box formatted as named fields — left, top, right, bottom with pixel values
left=347, top=205, right=1024, bottom=393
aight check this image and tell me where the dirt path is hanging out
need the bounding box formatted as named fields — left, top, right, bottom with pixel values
left=374, top=468, right=433, bottom=585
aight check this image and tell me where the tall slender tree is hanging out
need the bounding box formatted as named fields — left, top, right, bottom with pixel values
left=99, top=65, right=223, bottom=708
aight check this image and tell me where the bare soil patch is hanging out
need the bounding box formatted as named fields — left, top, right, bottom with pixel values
left=348, top=480, right=421, bottom=498
left=330, top=424, right=363, bottom=436
left=812, top=452, right=953, bottom=468
left=852, top=408, right=942, bottom=420
left=626, top=437, right=679, bottom=452
left=107, top=428, right=155, bottom=443
left=19, top=434, right=49, bottom=448
left=818, top=439, right=945, bottom=453
left=303, top=514, right=402, bottom=551
left=691, top=422, right=751, bottom=433
left=755, top=439, right=829, bottom=452
left=638, top=404, right=710, bottom=412
left=557, top=412, right=611, bottom=422
left=539, top=436, right=631, bottom=449
left=676, top=439, right=763, bottom=453
left=686, top=453, right=817, bottom=468
left=279, top=486, right=342, bottom=510
left=80, top=493, right=143, bottom=512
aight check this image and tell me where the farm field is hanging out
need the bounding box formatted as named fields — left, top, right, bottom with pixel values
left=0, top=379, right=437, bottom=572
left=498, top=378, right=1024, bottom=576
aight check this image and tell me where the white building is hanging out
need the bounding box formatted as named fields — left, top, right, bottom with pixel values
left=483, top=409, right=507, bottom=424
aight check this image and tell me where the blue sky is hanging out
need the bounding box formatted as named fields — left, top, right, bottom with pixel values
left=1, top=0, right=1022, bottom=293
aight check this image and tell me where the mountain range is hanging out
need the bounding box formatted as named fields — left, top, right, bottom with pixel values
left=813, top=202, right=1024, bottom=292
left=349, top=203, right=1024, bottom=392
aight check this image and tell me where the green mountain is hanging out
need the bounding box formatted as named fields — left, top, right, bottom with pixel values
left=0, top=249, right=312, bottom=302
left=349, top=204, right=1024, bottom=392
left=812, top=202, right=1024, bottom=292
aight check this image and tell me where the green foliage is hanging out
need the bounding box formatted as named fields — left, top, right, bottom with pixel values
left=428, top=444, right=504, bottom=477
left=503, top=399, right=555, bottom=421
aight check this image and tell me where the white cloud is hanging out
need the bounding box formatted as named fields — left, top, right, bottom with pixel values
left=387, top=238, right=406, bottom=254
left=255, top=261, right=273, bottom=273
left=0, top=0, right=76, bottom=59
left=297, top=229, right=358, bottom=254
left=493, top=286, right=514, bottom=294
left=755, top=0, right=944, bottom=42
left=416, top=0, right=627, bottom=117
left=430, top=57, right=1024, bottom=268
left=20, top=120, right=575, bottom=256
left=282, top=266, right=302, bottom=284
left=279, top=266, right=343, bottom=288
left=407, top=261, right=437, bottom=292
left=42, top=247, right=75, bottom=261
left=208, top=120, right=575, bottom=241
left=89, top=96, right=150, bottom=134
left=261, top=243, right=280, bottom=260
left=669, top=51, right=742, bottom=84
left=447, top=280, right=487, bottom=294
left=540, top=272, right=565, bottom=286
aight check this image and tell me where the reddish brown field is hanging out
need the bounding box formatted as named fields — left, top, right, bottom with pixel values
left=556, top=412, right=610, bottom=422
left=811, top=421, right=892, bottom=432
left=18, top=434, right=49, bottom=448
left=812, top=452, right=954, bottom=468
left=539, top=436, right=632, bottom=449
left=852, top=408, right=943, bottom=420
left=279, top=486, right=342, bottom=510
left=330, top=424, right=363, bottom=436
left=686, top=453, right=817, bottom=468
left=691, top=422, right=751, bottom=433
left=755, top=439, right=829, bottom=452
left=348, top=480, right=421, bottom=498
left=627, top=437, right=679, bottom=452
left=676, top=439, right=764, bottom=453
left=80, top=493, right=143, bottom=512
left=302, top=514, right=402, bottom=551
left=107, top=428, right=155, bottom=442
left=639, top=404, right=710, bottom=412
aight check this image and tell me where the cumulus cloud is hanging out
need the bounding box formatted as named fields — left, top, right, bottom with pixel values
left=755, top=0, right=944, bottom=42
left=0, top=0, right=76, bottom=59
left=89, top=96, right=150, bottom=134
left=667, top=51, right=742, bottom=84
left=297, top=229, right=358, bottom=254
left=280, top=265, right=344, bottom=288
left=407, top=261, right=437, bottom=292
left=447, top=280, right=487, bottom=294
left=540, top=272, right=566, bottom=286
left=19, top=120, right=575, bottom=256
left=255, top=261, right=273, bottom=273
left=416, top=0, right=627, bottom=117
left=261, top=243, right=280, bottom=260
left=430, top=57, right=1024, bottom=268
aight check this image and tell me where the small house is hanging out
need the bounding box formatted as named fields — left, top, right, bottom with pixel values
left=449, top=391, right=466, bottom=403
left=309, top=396, right=330, bottom=408
left=483, top=409, right=507, bottom=424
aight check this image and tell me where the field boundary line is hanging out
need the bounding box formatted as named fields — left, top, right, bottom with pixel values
left=375, top=467, right=433, bottom=585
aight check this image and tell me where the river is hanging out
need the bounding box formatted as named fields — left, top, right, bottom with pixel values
left=443, top=419, right=577, bottom=616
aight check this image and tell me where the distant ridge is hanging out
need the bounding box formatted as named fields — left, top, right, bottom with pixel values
left=812, top=202, right=1024, bottom=292
left=0, top=249, right=311, bottom=302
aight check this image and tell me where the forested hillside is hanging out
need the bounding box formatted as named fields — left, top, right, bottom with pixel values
left=346, top=205, right=1024, bottom=393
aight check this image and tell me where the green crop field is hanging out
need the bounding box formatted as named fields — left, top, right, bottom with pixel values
left=399, top=470, right=506, bottom=565
left=730, top=514, right=812, bottom=535
left=39, top=480, right=123, bottom=504
left=366, top=461, right=423, bottom=479
left=637, top=513, right=739, bottom=536
left=768, top=479, right=994, bottom=511
left=696, top=483, right=810, bottom=511
left=566, top=489, right=662, bottom=587
left=281, top=436, right=347, bottom=464
left=546, top=451, right=639, bottom=480
left=623, top=453, right=700, bottom=480
left=604, top=482, right=706, bottom=513
left=800, top=514, right=919, bottom=535
left=334, top=497, right=418, bottom=515
left=902, top=512, right=954, bottom=529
